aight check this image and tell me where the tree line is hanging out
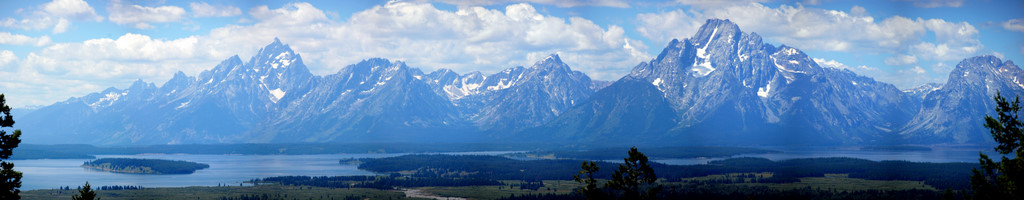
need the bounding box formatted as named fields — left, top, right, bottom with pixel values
left=82, top=158, right=209, bottom=174
left=356, top=154, right=977, bottom=189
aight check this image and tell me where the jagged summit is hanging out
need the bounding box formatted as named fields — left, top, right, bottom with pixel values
left=692, top=18, right=741, bottom=47
left=531, top=54, right=571, bottom=72
left=250, top=38, right=303, bottom=71
left=948, top=55, right=1020, bottom=82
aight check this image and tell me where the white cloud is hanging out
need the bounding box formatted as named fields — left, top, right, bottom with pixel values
left=107, top=0, right=187, bottom=29
left=1003, top=18, right=1024, bottom=32
left=0, top=0, right=102, bottom=34
left=0, top=32, right=52, bottom=46
left=249, top=2, right=328, bottom=25
left=52, top=18, right=70, bottom=33
left=39, top=33, right=200, bottom=61
left=208, top=2, right=646, bottom=80
left=884, top=54, right=918, bottom=66
left=0, top=50, right=16, bottom=68
left=674, top=0, right=769, bottom=8
left=43, top=0, right=103, bottom=21
left=190, top=2, right=242, bottom=17
left=636, top=9, right=704, bottom=49
left=908, top=66, right=926, bottom=74
left=898, top=0, right=963, bottom=8
left=3, top=33, right=215, bottom=107
left=849, top=5, right=866, bottom=16
left=423, top=0, right=630, bottom=8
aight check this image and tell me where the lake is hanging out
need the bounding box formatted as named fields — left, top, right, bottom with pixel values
left=651, top=146, right=999, bottom=165
left=10, top=148, right=997, bottom=190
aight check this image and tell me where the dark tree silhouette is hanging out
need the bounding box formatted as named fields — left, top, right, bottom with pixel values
left=0, top=94, right=23, bottom=200
left=573, top=161, right=603, bottom=199
left=72, top=181, right=98, bottom=200
left=605, top=147, right=660, bottom=200
left=973, top=92, right=1023, bottom=199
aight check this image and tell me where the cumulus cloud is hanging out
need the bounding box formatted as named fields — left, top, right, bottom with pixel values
left=1003, top=18, right=1024, bottom=32
left=423, top=0, right=630, bottom=8
left=43, top=0, right=103, bottom=21
left=3, top=33, right=216, bottom=107
left=636, top=9, right=705, bottom=49
left=190, top=2, right=242, bottom=17
left=206, top=1, right=647, bottom=80
left=107, top=0, right=187, bottom=29
left=249, top=2, right=328, bottom=25
left=908, top=66, right=926, bottom=74
left=1, top=0, right=102, bottom=34
left=0, top=32, right=52, bottom=46
left=16, top=33, right=207, bottom=88
left=0, top=50, right=16, bottom=67
left=39, top=33, right=200, bottom=61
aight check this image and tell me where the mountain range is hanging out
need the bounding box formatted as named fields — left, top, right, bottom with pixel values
left=16, top=19, right=1023, bottom=146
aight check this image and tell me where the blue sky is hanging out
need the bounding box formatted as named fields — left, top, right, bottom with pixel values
left=1, top=0, right=1022, bottom=108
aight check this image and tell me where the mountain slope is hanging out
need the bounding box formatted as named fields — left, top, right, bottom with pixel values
left=901, top=56, right=1024, bottom=144
left=423, top=54, right=598, bottom=133
left=534, top=19, right=918, bottom=145
left=526, top=76, right=678, bottom=144
left=259, top=58, right=467, bottom=142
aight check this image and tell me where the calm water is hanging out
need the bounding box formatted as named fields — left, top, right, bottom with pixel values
left=10, top=148, right=997, bottom=190
left=652, top=146, right=999, bottom=165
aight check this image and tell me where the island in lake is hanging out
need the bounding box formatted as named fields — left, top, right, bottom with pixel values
left=82, top=158, right=210, bottom=174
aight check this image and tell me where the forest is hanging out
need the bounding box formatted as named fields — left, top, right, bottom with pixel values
left=507, top=146, right=778, bottom=160
left=356, top=154, right=977, bottom=189
left=497, top=185, right=952, bottom=200
left=81, top=158, right=210, bottom=174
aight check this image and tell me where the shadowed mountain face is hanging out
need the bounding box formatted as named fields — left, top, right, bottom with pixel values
left=17, top=20, right=1020, bottom=146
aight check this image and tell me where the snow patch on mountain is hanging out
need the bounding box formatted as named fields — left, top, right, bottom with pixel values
left=90, top=92, right=123, bottom=108
left=757, top=81, right=772, bottom=98
left=269, top=88, right=285, bottom=103
left=692, top=27, right=718, bottom=77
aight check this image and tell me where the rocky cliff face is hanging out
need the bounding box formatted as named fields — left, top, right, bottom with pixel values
left=901, top=56, right=1024, bottom=144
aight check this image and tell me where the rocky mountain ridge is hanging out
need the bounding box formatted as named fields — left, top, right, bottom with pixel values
left=17, top=20, right=1020, bottom=146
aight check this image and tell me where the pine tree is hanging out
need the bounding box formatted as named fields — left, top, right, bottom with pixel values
left=71, top=181, right=98, bottom=200
left=972, top=92, right=1023, bottom=199
left=573, top=161, right=604, bottom=199
left=0, top=94, right=23, bottom=200
left=605, top=147, right=660, bottom=200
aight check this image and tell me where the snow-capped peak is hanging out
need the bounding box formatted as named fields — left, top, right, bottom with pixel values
left=533, top=53, right=569, bottom=71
